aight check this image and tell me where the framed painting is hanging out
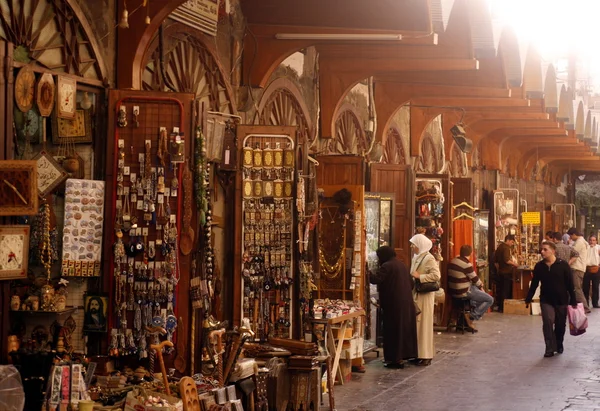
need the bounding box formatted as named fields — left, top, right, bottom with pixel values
left=33, top=150, right=68, bottom=197
left=0, top=225, right=30, bottom=280
left=51, top=106, right=92, bottom=144
left=0, top=160, right=38, bottom=216
left=83, top=294, right=108, bottom=333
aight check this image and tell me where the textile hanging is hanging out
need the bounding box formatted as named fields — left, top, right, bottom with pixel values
left=452, top=219, right=474, bottom=264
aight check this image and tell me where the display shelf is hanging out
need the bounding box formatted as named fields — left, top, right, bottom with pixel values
left=10, top=307, right=78, bottom=316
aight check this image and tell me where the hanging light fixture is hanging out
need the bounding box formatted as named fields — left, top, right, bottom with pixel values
left=144, top=0, right=151, bottom=25
left=119, top=0, right=129, bottom=29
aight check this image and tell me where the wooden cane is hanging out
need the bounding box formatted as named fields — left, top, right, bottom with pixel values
left=151, top=340, right=174, bottom=395
left=209, top=328, right=226, bottom=386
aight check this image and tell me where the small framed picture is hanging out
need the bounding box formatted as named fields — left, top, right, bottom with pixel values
left=83, top=294, right=108, bottom=333
left=0, top=225, right=30, bottom=280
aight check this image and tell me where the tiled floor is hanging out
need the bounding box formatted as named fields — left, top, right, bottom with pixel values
left=328, top=310, right=600, bottom=411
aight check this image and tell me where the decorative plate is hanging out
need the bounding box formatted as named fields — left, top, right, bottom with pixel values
left=36, top=73, right=55, bottom=117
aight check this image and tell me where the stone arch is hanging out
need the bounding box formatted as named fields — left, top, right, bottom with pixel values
left=498, top=27, right=527, bottom=87
left=584, top=110, right=592, bottom=142
left=467, top=0, right=500, bottom=58
left=522, top=46, right=544, bottom=98
left=557, top=85, right=572, bottom=124
left=418, top=134, right=438, bottom=173
left=575, top=101, right=585, bottom=139
left=429, top=0, right=456, bottom=32
left=141, top=22, right=236, bottom=114
left=255, top=78, right=314, bottom=146
left=450, top=142, right=467, bottom=177
left=543, top=64, right=558, bottom=112
left=0, top=0, right=108, bottom=82
left=382, top=125, right=407, bottom=165
left=330, top=104, right=367, bottom=155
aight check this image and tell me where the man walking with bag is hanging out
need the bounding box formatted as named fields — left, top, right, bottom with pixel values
left=525, top=242, right=577, bottom=357
left=568, top=227, right=591, bottom=313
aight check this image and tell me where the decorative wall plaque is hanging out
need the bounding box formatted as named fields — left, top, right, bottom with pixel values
left=33, top=150, right=68, bottom=197
left=0, top=225, right=30, bottom=279
left=56, top=75, right=76, bottom=119
left=0, top=160, right=38, bottom=216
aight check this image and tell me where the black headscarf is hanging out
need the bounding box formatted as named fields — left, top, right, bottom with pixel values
left=376, top=246, right=396, bottom=265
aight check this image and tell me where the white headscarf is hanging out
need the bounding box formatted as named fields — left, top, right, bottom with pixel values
left=410, top=233, right=433, bottom=272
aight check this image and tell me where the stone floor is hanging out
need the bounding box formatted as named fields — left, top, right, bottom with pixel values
left=327, top=309, right=600, bottom=411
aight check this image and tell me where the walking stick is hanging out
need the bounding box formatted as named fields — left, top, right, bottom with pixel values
left=151, top=340, right=175, bottom=395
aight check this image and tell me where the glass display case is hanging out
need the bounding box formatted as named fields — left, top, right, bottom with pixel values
left=364, top=192, right=394, bottom=350
left=493, top=189, right=520, bottom=250
left=473, top=210, right=490, bottom=288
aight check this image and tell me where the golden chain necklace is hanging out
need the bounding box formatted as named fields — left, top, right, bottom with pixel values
left=40, top=202, right=52, bottom=280
left=318, top=211, right=347, bottom=280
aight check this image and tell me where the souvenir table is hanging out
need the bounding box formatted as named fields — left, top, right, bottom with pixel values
left=310, top=309, right=365, bottom=386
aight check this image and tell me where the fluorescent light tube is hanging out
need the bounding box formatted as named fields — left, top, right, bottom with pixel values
left=275, top=33, right=402, bottom=41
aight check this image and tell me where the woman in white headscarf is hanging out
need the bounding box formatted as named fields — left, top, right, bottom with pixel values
left=410, top=233, right=441, bottom=366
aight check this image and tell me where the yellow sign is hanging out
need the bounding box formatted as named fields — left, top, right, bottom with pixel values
left=522, top=212, right=541, bottom=225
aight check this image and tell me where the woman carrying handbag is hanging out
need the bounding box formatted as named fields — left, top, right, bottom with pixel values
left=409, top=233, right=441, bottom=366
left=583, top=234, right=600, bottom=308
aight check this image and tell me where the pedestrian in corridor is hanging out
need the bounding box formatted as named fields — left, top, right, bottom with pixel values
left=369, top=246, right=418, bottom=368
left=567, top=227, right=591, bottom=313
left=583, top=234, right=600, bottom=308
left=410, top=234, right=440, bottom=366
left=525, top=241, right=576, bottom=357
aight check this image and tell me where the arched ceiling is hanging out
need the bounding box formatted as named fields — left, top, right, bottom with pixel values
left=115, top=0, right=600, bottom=182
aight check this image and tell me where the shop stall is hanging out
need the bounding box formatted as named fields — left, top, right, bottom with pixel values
left=414, top=175, right=450, bottom=326
left=364, top=192, right=394, bottom=351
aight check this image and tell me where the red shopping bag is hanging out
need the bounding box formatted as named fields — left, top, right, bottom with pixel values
left=568, top=303, right=588, bottom=336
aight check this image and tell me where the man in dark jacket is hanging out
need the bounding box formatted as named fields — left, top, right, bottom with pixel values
left=494, top=234, right=518, bottom=312
left=369, top=246, right=418, bottom=368
left=525, top=241, right=577, bottom=358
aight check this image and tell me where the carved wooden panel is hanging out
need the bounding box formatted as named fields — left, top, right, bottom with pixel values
left=332, top=107, right=368, bottom=155
left=257, top=87, right=311, bottom=146
left=382, top=127, right=406, bottom=165
left=369, top=164, right=413, bottom=265
left=143, top=27, right=233, bottom=113
left=0, top=0, right=104, bottom=80
left=315, top=155, right=365, bottom=186
left=450, top=143, right=467, bottom=177
left=418, top=135, right=438, bottom=173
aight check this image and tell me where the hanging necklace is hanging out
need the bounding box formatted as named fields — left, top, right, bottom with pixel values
left=318, top=207, right=347, bottom=280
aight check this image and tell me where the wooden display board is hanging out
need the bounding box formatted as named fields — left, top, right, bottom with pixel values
left=105, top=89, right=194, bottom=371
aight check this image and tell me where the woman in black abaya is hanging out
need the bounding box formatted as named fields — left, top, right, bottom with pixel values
left=369, top=246, right=418, bottom=368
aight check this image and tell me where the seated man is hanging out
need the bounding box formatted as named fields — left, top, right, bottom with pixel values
left=448, top=245, right=494, bottom=326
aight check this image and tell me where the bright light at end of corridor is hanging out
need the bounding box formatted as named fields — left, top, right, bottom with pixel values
left=485, top=0, right=600, bottom=86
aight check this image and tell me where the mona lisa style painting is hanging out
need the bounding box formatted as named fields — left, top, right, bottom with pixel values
left=83, top=294, right=108, bottom=333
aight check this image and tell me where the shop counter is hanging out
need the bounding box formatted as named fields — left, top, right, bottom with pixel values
left=513, top=267, right=534, bottom=300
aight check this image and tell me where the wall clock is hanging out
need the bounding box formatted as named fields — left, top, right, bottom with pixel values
left=56, top=75, right=76, bottom=119
left=0, top=225, right=30, bottom=280
left=14, top=65, right=35, bottom=113
left=37, top=73, right=55, bottom=117
left=51, top=106, right=92, bottom=144
left=0, top=160, right=38, bottom=216
left=33, top=150, right=68, bottom=197
left=14, top=108, right=42, bottom=143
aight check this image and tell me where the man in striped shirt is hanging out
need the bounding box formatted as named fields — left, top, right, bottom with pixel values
left=448, top=245, right=494, bottom=321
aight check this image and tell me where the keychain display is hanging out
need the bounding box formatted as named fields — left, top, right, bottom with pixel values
left=241, top=136, right=295, bottom=340
left=111, top=120, right=183, bottom=357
